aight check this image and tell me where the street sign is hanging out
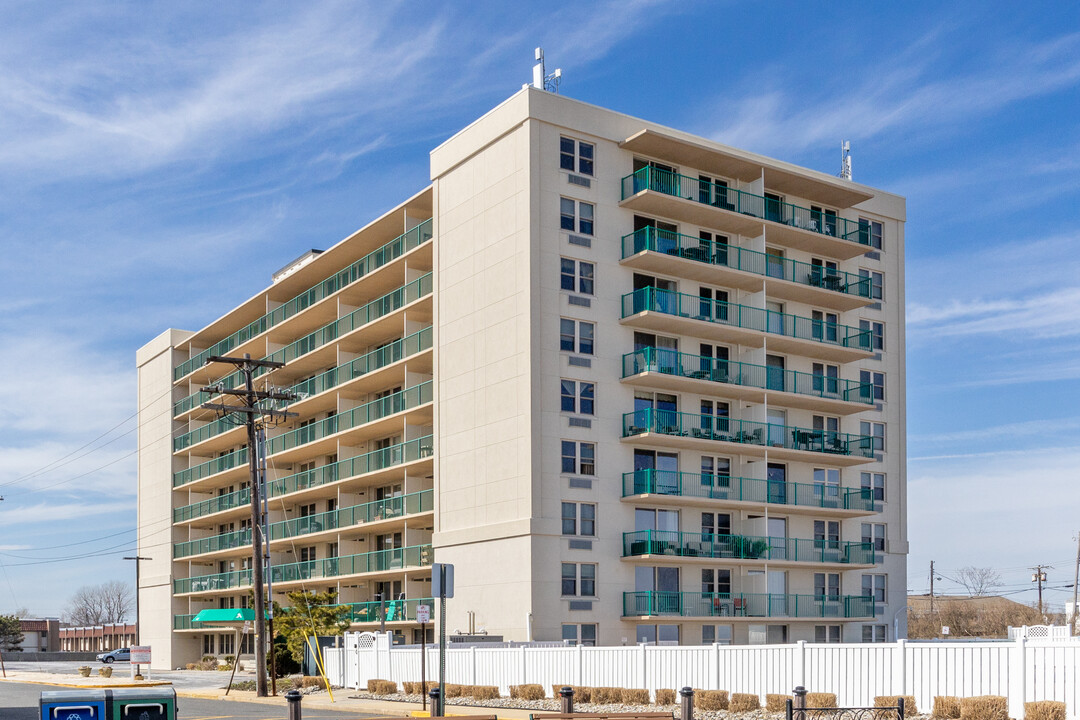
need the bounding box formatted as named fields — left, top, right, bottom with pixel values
left=432, top=563, right=454, bottom=598
left=417, top=605, right=431, bottom=624
left=131, top=646, right=151, bottom=664
left=243, top=621, right=251, bottom=634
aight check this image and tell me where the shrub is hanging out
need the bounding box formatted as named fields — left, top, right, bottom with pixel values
left=622, top=689, right=650, bottom=704
left=447, top=684, right=466, bottom=697
left=185, top=663, right=197, bottom=670
left=765, top=694, right=789, bottom=712
left=875, top=696, right=917, bottom=714
left=304, top=676, right=327, bottom=690
left=471, top=686, right=500, bottom=700
left=217, top=664, right=233, bottom=672
left=729, top=693, right=760, bottom=712
left=510, top=684, right=544, bottom=700
left=655, top=689, right=676, bottom=705
left=591, top=687, right=623, bottom=704
left=806, top=693, right=837, bottom=708
left=367, top=679, right=388, bottom=693
left=1025, top=701, right=1067, bottom=720
left=959, top=695, right=1008, bottom=720
left=933, top=696, right=961, bottom=718
left=197, top=657, right=217, bottom=671
left=229, top=680, right=257, bottom=691
left=402, top=681, right=414, bottom=694
left=551, top=685, right=591, bottom=702
left=698, top=690, right=729, bottom=711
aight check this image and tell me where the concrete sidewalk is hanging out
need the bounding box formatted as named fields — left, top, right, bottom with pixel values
left=0, top=670, right=173, bottom=688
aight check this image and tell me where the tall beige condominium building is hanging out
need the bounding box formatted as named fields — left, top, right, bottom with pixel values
left=137, top=87, right=906, bottom=668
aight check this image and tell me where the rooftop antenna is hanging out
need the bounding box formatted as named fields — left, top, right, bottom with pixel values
left=839, top=141, right=853, bottom=181
left=531, top=47, right=562, bottom=93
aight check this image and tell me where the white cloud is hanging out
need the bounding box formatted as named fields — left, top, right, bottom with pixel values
left=0, top=500, right=134, bottom=528
left=907, top=287, right=1080, bottom=340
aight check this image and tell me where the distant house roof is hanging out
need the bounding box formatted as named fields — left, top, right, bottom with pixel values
left=20, top=620, right=50, bottom=632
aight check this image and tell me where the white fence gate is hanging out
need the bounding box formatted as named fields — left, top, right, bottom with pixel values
left=323, top=634, right=1080, bottom=720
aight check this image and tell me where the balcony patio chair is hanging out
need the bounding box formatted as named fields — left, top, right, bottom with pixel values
left=733, top=598, right=747, bottom=616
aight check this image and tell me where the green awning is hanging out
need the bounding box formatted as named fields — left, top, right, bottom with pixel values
left=191, top=608, right=265, bottom=626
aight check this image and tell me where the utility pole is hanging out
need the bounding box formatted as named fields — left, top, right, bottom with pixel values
left=1072, top=534, right=1080, bottom=636
left=122, top=556, right=152, bottom=645
left=929, top=560, right=935, bottom=617
left=201, top=354, right=297, bottom=697
left=1030, top=564, right=1051, bottom=615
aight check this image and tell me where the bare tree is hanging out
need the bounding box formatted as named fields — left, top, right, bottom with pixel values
left=955, top=566, right=1003, bottom=597
left=63, top=581, right=133, bottom=625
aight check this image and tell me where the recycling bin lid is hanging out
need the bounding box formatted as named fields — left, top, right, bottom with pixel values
left=110, top=688, right=176, bottom=701
left=40, top=690, right=109, bottom=703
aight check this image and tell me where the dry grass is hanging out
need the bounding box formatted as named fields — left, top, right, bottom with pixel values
left=366, top=679, right=387, bottom=693
left=932, top=696, right=962, bottom=718
left=655, top=689, right=676, bottom=705
left=621, top=689, right=650, bottom=704
left=875, top=695, right=917, bottom=714
left=302, top=677, right=325, bottom=690
left=765, top=694, right=789, bottom=712
left=470, top=686, right=500, bottom=700
left=698, top=690, right=729, bottom=711
left=509, top=684, right=545, bottom=700
left=806, top=693, right=837, bottom=708
left=551, top=684, right=592, bottom=701
left=445, top=684, right=464, bottom=698
left=729, top=693, right=760, bottom=712
left=370, top=680, right=397, bottom=694
left=1025, top=701, right=1067, bottom=720
left=959, top=695, right=1008, bottom=720
left=591, top=687, right=623, bottom=704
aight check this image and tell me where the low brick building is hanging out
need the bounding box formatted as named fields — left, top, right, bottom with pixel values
left=58, top=623, right=136, bottom=652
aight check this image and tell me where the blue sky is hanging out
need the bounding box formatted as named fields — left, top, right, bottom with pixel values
left=1, top=1, right=1078, bottom=618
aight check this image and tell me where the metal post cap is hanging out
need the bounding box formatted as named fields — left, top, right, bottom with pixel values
left=285, top=689, right=302, bottom=701
left=560, top=687, right=574, bottom=697
left=680, top=687, right=694, bottom=696
left=793, top=686, right=807, bottom=695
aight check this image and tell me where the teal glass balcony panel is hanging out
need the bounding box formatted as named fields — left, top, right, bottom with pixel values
left=174, top=543, right=433, bottom=593
left=338, top=596, right=435, bottom=624
left=174, top=219, right=433, bottom=380
left=622, top=348, right=872, bottom=404
left=621, top=287, right=871, bottom=351
left=174, top=416, right=241, bottom=453
left=621, top=227, right=871, bottom=299
left=620, top=167, right=868, bottom=247
left=266, top=382, right=432, bottom=456
left=173, top=273, right=433, bottom=418
left=265, top=435, right=434, bottom=499
left=173, top=447, right=248, bottom=488
left=174, top=486, right=250, bottom=524
left=622, top=469, right=876, bottom=512
left=174, top=528, right=253, bottom=559
left=174, top=614, right=202, bottom=630
left=622, top=591, right=875, bottom=619
left=623, top=529, right=874, bottom=565
left=622, top=408, right=876, bottom=458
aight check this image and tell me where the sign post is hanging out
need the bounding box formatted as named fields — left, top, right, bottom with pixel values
left=431, top=563, right=454, bottom=717
left=417, top=604, right=431, bottom=711
left=130, top=646, right=151, bottom=681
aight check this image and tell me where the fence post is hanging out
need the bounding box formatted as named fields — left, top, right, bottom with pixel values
left=895, top=639, right=907, bottom=696
left=576, top=642, right=584, bottom=686
left=680, top=686, right=694, bottom=720
left=560, top=686, right=574, bottom=713
left=1008, top=636, right=1027, bottom=720
left=897, top=696, right=905, bottom=720
left=470, top=645, right=477, bottom=686
left=429, top=687, right=442, bottom=717
left=285, top=689, right=302, bottom=720
left=639, top=642, right=648, bottom=692
left=795, top=640, right=806, bottom=690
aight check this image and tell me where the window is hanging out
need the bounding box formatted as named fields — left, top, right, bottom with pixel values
left=560, top=258, right=595, bottom=295
left=816, top=625, right=842, bottom=643
left=560, top=198, right=594, bottom=235
left=812, top=310, right=839, bottom=342
left=560, top=319, right=595, bottom=355
left=561, top=441, right=595, bottom=476
left=812, top=362, right=840, bottom=396
left=702, top=624, right=733, bottom=644
left=700, top=513, right=731, bottom=539
left=560, top=137, right=594, bottom=176
left=561, top=380, right=595, bottom=415
left=861, top=370, right=885, bottom=401
left=862, top=523, right=886, bottom=552
left=860, top=320, right=885, bottom=351
left=561, top=623, right=597, bottom=646
left=861, top=472, right=885, bottom=502
left=859, top=219, right=884, bottom=250
left=859, top=269, right=884, bottom=300
left=701, top=568, right=731, bottom=595
left=814, top=520, right=840, bottom=549
left=636, top=624, right=680, bottom=644
left=860, top=421, right=886, bottom=452
left=813, top=468, right=840, bottom=501
left=562, top=502, right=596, bottom=536
left=862, top=574, right=887, bottom=614
left=562, top=563, right=596, bottom=596
left=863, top=624, right=888, bottom=642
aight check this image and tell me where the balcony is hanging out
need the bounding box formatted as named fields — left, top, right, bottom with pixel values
left=622, top=347, right=872, bottom=413
left=621, top=227, right=872, bottom=310
left=621, top=287, right=872, bottom=363
left=173, top=447, right=247, bottom=488
left=623, top=530, right=874, bottom=567
left=622, top=408, right=876, bottom=465
left=174, top=595, right=437, bottom=630
left=175, top=219, right=433, bottom=381
left=622, top=469, right=876, bottom=514
left=619, top=167, right=874, bottom=260
left=172, top=490, right=434, bottom=559
left=174, top=486, right=249, bottom=524
left=174, top=543, right=433, bottom=594
left=622, top=591, right=875, bottom=619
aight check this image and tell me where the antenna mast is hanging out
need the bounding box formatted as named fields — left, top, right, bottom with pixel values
left=531, top=47, right=562, bottom=93
left=839, top=141, right=852, bottom=181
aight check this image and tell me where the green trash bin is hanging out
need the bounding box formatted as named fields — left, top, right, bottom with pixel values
left=109, top=688, right=176, bottom=720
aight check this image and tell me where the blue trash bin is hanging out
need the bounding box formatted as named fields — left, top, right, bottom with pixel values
left=40, top=689, right=108, bottom=720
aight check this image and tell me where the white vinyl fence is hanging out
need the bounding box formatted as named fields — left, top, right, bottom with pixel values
left=322, top=632, right=1080, bottom=720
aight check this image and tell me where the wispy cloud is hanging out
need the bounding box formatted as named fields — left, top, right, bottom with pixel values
left=907, top=287, right=1080, bottom=340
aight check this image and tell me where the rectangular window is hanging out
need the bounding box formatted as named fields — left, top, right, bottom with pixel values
left=562, top=563, right=596, bottom=597
left=562, top=502, right=596, bottom=536
left=813, top=468, right=840, bottom=501
left=561, top=623, right=598, bottom=646
left=814, top=520, right=840, bottom=549
left=863, top=624, right=888, bottom=642
left=862, top=573, right=887, bottom=613
left=812, top=310, right=839, bottom=342
left=860, top=320, right=885, bottom=351
left=861, top=522, right=886, bottom=552
left=860, top=370, right=885, bottom=401
left=560, top=380, right=594, bottom=415
left=560, top=137, right=595, bottom=176
left=702, top=624, right=733, bottom=645
left=859, top=269, right=884, bottom=300
left=859, top=219, right=884, bottom=250
left=860, top=421, right=886, bottom=452
left=560, top=197, right=594, bottom=235
left=561, top=441, right=595, bottom=476
left=814, top=572, right=841, bottom=599
left=561, top=258, right=595, bottom=295
left=861, top=472, right=885, bottom=502
left=815, top=625, right=842, bottom=643
left=560, top=318, right=595, bottom=355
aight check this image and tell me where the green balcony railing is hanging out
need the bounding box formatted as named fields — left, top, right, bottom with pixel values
left=622, top=347, right=872, bottom=404
left=622, top=227, right=871, bottom=298
left=622, top=469, right=876, bottom=512
left=622, top=287, right=871, bottom=351
left=174, top=486, right=250, bottom=524
left=623, top=529, right=875, bottom=565
left=173, top=272, right=433, bottom=418
left=174, top=543, right=433, bottom=594
left=173, top=447, right=248, bottom=488
left=622, top=408, right=877, bottom=458
left=174, top=220, right=433, bottom=380
left=620, top=167, right=870, bottom=247
left=175, top=595, right=438, bottom=629
left=622, top=591, right=875, bottom=619
left=265, top=383, right=432, bottom=456
left=173, top=490, right=434, bottom=559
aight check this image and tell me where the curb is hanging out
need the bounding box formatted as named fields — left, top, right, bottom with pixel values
left=0, top=678, right=173, bottom=688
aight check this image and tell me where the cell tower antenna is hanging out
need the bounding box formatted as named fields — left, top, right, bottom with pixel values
left=531, top=47, right=562, bottom=94
left=839, top=141, right=853, bottom=181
